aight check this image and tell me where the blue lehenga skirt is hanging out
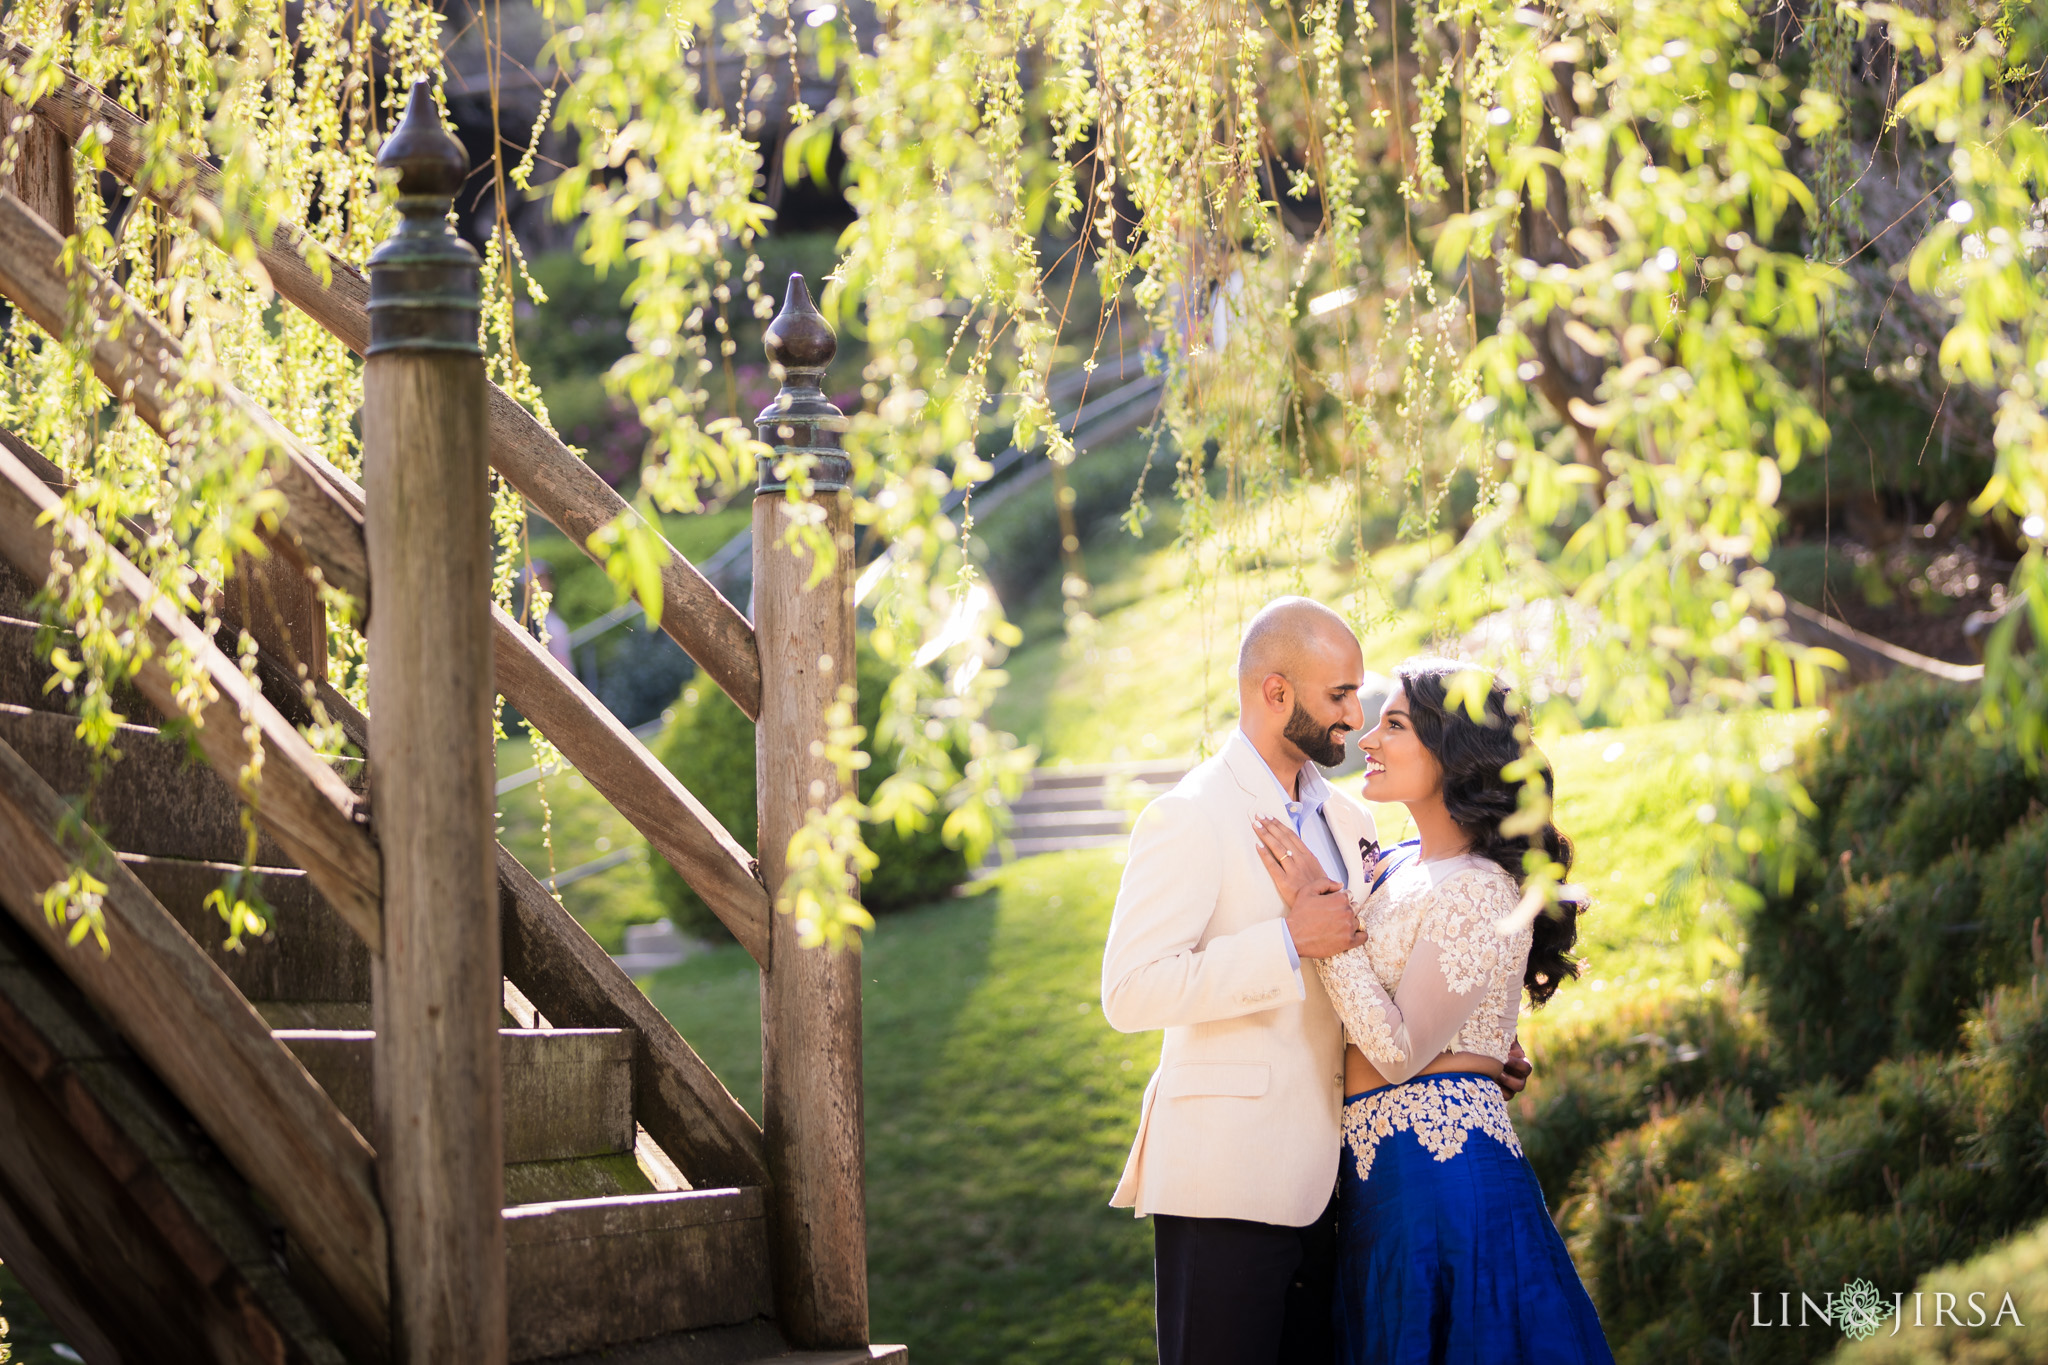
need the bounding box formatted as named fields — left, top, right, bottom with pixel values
left=1335, top=1072, right=1614, bottom=1365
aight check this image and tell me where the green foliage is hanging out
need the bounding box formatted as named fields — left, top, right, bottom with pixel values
left=969, top=432, right=1167, bottom=610
left=1512, top=985, right=1786, bottom=1207
left=1564, top=972, right=2048, bottom=1365
left=1831, top=1214, right=2048, bottom=1363
left=10, top=0, right=2046, bottom=960
left=650, top=646, right=971, bottom=941
left=1744, top=676, right=2048, bottom=1082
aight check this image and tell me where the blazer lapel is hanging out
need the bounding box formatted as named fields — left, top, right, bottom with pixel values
left=1222, top=731, right=1291, bottom=819
left=1323, top=796, right=1380, bottom=893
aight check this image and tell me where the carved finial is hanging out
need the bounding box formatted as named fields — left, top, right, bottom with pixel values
left=378, top=80, right=470, bottom=202
left=366, top=79, right=480, bottom=356
left=755, top=274, right=849, bottom=494
left=764, top=273, right=837, bottom=375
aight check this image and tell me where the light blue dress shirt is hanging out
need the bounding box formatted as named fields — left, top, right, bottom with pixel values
left=1238, top=728, right=1350, bottom=974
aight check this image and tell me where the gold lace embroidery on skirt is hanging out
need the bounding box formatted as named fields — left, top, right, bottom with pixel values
left=1342, top=1075, right=1523, bottom=1183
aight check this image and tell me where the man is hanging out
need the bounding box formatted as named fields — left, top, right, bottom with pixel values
left=1102, top=597, right=1530, bottom=1365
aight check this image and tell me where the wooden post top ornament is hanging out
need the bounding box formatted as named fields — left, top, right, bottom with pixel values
left=367, top=81, right=480, bottom=357
left=754, top=274, right=850, bottom=494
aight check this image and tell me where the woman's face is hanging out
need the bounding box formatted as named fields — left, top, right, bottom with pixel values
left=1358, top=684, right=1443, bottom=805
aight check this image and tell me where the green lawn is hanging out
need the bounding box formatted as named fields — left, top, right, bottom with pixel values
left=637, top=706, right=1808, bottom=1360
left=645, top=851, right=1159, bottom=1363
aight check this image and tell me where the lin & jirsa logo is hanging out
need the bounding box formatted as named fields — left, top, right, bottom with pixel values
left=1750, top=1278, right=2025, bottom=1340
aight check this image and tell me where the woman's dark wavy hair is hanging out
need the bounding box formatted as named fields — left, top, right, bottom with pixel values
left=1394, top=657, right=1582, bottom=1007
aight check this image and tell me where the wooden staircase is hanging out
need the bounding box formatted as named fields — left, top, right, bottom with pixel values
left=0, top=532, right=891, bottom=1365
left=0, top=59, right=898, bottom=1365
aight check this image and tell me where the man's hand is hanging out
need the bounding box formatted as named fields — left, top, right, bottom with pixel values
left=1498, top=1037, right=1533, bottom=1100
left=1283, top=885, right=1366, bottom=959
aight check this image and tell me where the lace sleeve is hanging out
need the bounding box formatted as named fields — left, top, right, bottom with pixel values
left=1314, top=868, right=1517, bottom=1084
left=1419, top=868, right=1518, bottom=993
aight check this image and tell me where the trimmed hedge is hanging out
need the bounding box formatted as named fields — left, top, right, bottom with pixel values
left=1531, top=674, right=2048, bottom=1364
left=1831, top=1213, right=2048, bottom=1362
left=649, top=647, right=971, bottom=942
left=1564, top=975, right=2048, bottom=1365
left=1745, top=676, right=2048, bottom=1083
left=1514, top=986, right=1786, bottom=1206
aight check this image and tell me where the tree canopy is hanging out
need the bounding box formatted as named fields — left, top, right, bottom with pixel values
left=1, top=0, right=2043, bottom=942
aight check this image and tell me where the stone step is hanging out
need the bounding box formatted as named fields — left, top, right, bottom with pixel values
left=1009, top=808, right=1132, bottom=834
left=0, top=702, right=361, bottom=864
left=122, top=855, right=370, bottom=1008
left=274, top=1028, right=635, bottom=1166
left=1002, top=833, right=1130, bottom=861
left=1023, top=761, right=1187, bottom=791
left=504, top=1188, right=773, bottom=1361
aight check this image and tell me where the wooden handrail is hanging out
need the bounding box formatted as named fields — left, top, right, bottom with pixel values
left=284, top=444, right=774, bottom=961
left=6, top=44, right=766, bottom=720
left=0, top=192, right=371, bottom=609
left=0, top=733, right=391, bottom=1345
left=0, top=442, right=385, bottom=945
left=495, top=608, right=773, bottom=964
left=0, top=193, right=771, bottom=961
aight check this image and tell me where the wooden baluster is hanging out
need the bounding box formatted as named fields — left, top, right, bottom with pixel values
left=753, top=275, right=869, bottom=1347
left=0, top=95, right=73, bottom=238
left=363, top=82, right=505, bottom=1363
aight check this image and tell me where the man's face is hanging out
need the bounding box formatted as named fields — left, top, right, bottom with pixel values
left=1275, top=639, right=1367, bottom=768
left=1283, top=695, right=1349, bottom=766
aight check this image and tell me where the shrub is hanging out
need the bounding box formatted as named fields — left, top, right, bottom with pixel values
left=1514, top=984, right=1787, bottom=1206
left=650, top=646, right=971, bottom=941
left=969, top=432, right=1167, bottom=609
left=1563, top=972, right=2048, bottom=1365
left=1830, top=1214, right=2048, bottom=1363
left=1744, top=675, right=2048, bottom=1082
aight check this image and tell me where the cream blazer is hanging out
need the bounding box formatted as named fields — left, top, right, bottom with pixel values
left=1102, top=730, right=1379, bottom=1226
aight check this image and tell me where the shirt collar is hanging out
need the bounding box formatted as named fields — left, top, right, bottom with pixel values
left=1233, top=727, right=1330, bottom=817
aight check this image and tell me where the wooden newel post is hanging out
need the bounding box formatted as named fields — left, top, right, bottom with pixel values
left=363, top=82, right=505, bottom=1363
left=753, top=275, right=869, bottom=1348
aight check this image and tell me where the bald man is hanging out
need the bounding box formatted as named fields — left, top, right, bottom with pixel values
left=1102, top=597, right=1379, bottom=1365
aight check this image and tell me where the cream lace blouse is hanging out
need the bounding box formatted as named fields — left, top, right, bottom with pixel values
left=1315, top=852, right=1532, bottom=1085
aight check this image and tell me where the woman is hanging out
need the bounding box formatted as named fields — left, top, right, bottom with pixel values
left=1250, top=658, right=1612, bottom=1364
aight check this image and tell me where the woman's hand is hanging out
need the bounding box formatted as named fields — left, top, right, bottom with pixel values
left=1251, top=814, right=1330, bottom=902
left=1252, top=815, right=1365, bottom=959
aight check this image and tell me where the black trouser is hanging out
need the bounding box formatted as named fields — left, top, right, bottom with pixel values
left=1154, top=1189, right=1339, bottom=1365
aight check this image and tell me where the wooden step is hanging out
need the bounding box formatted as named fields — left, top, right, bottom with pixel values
left=276, top=1027, right=635, bottom=1165
left=524, top=1323, right=907, bottom=1365
left=123, top=854, right=371, bottom=1007
left=0, top=611, right=334, bottom=732
left=0, top=905, right=357, bottom=1363
left=0, top=557, right=35, bottom=619
left=0, top=614, right=153, bottom=717
left=504, top=1188, right=772, bottom=1360
left=0, top=701, right=361, bottom=863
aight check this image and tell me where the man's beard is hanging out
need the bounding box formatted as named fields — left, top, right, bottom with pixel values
left=1285, top=700, right=1349, bottom=767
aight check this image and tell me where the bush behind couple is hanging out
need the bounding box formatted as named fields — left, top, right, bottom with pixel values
left=1101, top=597, right=1613, bottom=1365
